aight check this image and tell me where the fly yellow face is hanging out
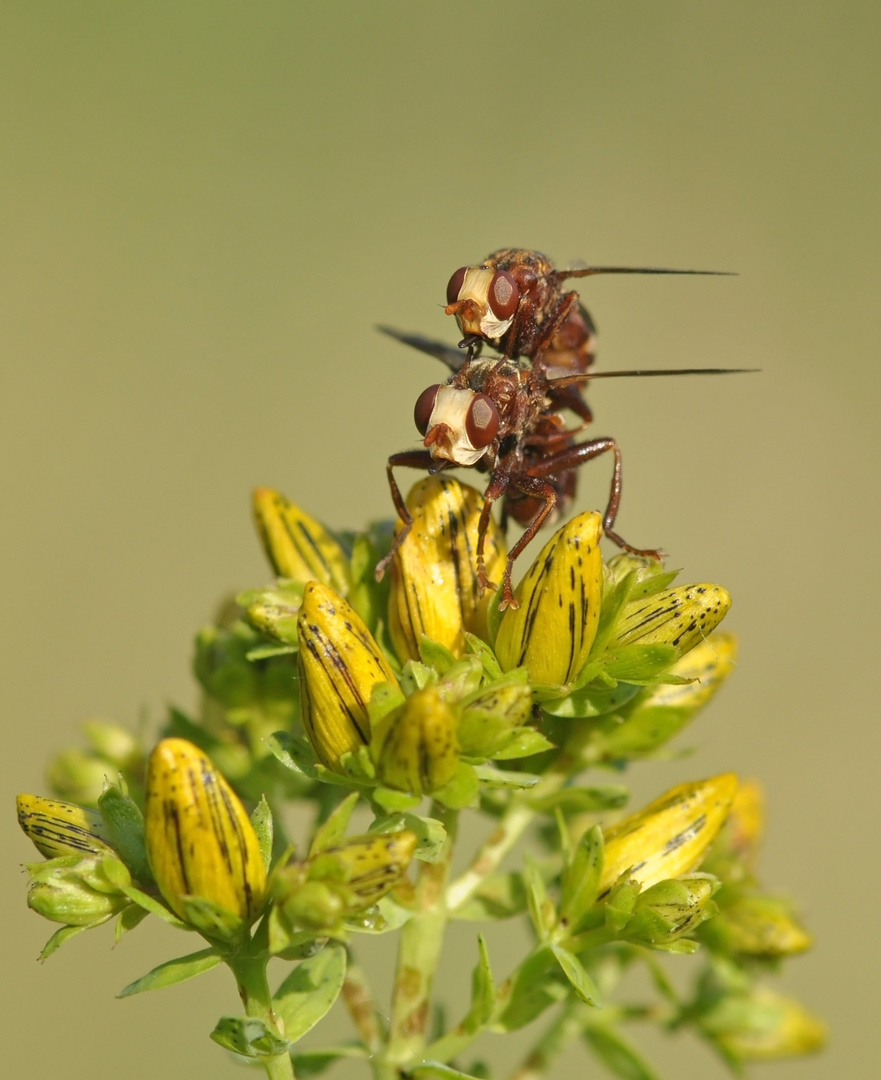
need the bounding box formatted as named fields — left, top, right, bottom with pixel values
left=444, top=265, right=520, bottom=344
left=413, top=383, right=500, bottom=466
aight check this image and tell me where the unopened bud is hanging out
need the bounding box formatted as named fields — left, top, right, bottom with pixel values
left=495, top=512, right=603, bottom=685
left=700, top=895, right=812, bottom=959
left=144, top=739, right=266, bottom=931
left=623, top=875, right=719, bottom=946
left=600, top=773, right=738, bottom=894
left=371, top=687, right=460, bottom=796
left=26, top=856, right=130, bottom=927
left=705, top=986, right=826, bottom=1060
left=17, top=795, right=115, bottom=860
left=610, top=583, right=731, bottom=657
left=252, top=487, right=350, bottom=594
left=388, top=477, right=506, bottom=663
left=297, top=581, right=399, bottom=770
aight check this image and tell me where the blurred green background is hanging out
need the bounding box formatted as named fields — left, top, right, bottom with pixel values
left=3, top=3, right=877, bottom=1077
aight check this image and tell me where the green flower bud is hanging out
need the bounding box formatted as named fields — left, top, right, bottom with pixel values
left=623, top=875, right=719, bottom=945
left=703, top=986, right=826, bottom=1060
left=17, top=795, right=115, bottom=859
left=144, top=739, right=266, bottom=929
left=388, top=476, right=506, bottom=663
left=458, top=680, right=534, bottom=758
left=495, top=512, right=603, bottom=685
left=600, top=773, right=738, bottom=894
left=610, top=583, right=731, bottom=657
left=700, top=894, right=812, bottom=959
left=272, top=831, right=417, bottom=930
left=26, top=856, right=130, bottom=927
left=240, top=582, right=303, bottom=645
left=252, top=487, right=350, bottom=593
left=297, top=581, right=400, bottom=771
left=45, top=748, right=113, bottom=806
left=81, top=721, right=142, bottom=771
left=371, top=687, right=460, bottom=796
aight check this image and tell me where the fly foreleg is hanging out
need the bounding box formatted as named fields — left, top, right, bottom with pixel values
left=375, top=450, right=437, bottom=582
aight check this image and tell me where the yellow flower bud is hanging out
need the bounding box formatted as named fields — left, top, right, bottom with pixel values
left=636, top=633, right=738, bottom=713
left=709, top=987, right=826, bottom=1060
left=611, top=583, right=731, bottom=657
left=702, top=895, right=812, bottom=959
left=600, top=773, right=738, bottom=894
left=371, top=687, right=460, bottom=796
left=27, top=857, right=130, bottom=927
left=17, top=794, right=115, bottom=860
left=297, top=581, right=399, bottom=770
left=495, top=512, right=603, bottom=685
left=388, top=477, right=507, bottom=663
left=252, top=487, right=350, bottom=594
left=144, top=739, right=266, bottom=926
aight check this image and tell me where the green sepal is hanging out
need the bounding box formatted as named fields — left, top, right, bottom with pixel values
left=411, top=1064, right=486, bottom=1080
left=367, top=681, right=407, bottom=726
left=210, top=1016, right=290, bottom=1058
left=549, top=942, right=601, bottom=1006
left=490, top=728, right=556, bottom=760
left=529, top=785, right=629, bottom=814
left=97, top=784, right=151, bottom=883
left=246, top=643, right=298, bottom=661
left=251, top=796, right=274, bottom=872
left=266, top=906, right=327, bottom=958
left=542, top=682, right=642, bottom=719
left=472, top=765, right=540, bottom=790
left=560, top=825, right=604, bottom=934
left=114, top=879, right=187, bottom=928
left=603, top=881, right=641, bottom=931
left=178, top=896, right=247, bottom=945
left=117, top=947, right=222, bottom=998
left=39, top=924, right=87, bottom=959
left=372, top=787, right=422, bottom=813
left=432, top=762, right=480, bottom=809
left=464, top=632, right=503, bottom=680
left=524, top=853, right=552, bottom=938
left=419, top=637, right=458, bottom=674
left=273, top=942, right=347, bottom=1043
left=238, top=582, right=303, bottom=646
left=115, top=904, right=149, bottom=940
left=370, top=812, right=447, bottom=863
left=309, top=792, right=359, bottom=856
left=599, top=644, right=680, bottom=684
left=582, top=1023, right=662, bottom=1080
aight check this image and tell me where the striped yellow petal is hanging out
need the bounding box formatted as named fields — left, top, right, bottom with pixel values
left=252, top=487, right=350, bottom=594
left=17, top=794, right=115, bottom=860
left=388, top=476, right=506, bottom=663
left=144, top=738, right=266, bottom=924
left=297, top=581, right=399, bottom=770
left=312, top=831, right=418, bottom=906
left=611, top=583, right=731, bottom=657
left=600, top=773, right=738, bottom=894
left=371, top=687, right=460, bottom=796
left=495, top=511, right=603, bottom=685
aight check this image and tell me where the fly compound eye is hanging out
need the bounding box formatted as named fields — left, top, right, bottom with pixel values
left=446, top=266, right=468, bottom=305
left=488, top=270, right=519, bottom=320
left=414, top=384, right=441, bottom=435
left=465, top=393, right=500, bottom=449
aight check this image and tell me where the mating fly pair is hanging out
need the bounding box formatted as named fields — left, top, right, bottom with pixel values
left=376, top=248, right=740, bottom=610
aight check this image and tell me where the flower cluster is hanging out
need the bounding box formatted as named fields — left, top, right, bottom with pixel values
left=16, top=476, right=823, bottom=1077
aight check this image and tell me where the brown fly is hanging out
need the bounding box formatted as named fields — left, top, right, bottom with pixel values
left=376, top=249, right=746, bottom=610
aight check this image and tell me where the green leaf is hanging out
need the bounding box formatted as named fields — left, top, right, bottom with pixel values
left=117, top=948, right=221, bottom=997
left=309, top=792, right=359, bottom=856
left=267, top=732, right=320, bottom=779
left=411, top=1062, right=486, bottom=1080
left=600, top=644, right=679, bottom=684
left=560, top=825, right=604, bottom=932
left=494, top=945, right=565, bottom=1031
left=549, top=943, right=601, bottom=1006
left=210, top=1016, right=290, bottom=1058
left=114, top=881, right=185, bottom=927
left=370, top=812, right=447, bottom=863
left=115, top=904, right=149, bottom=941
left=433, top=762, right=480, bottom=809
left=372, top=786, right=422, bottom=813
left=291, top=1045, right=370, bottom=1078
left=524, top=853, right=550, bottom=938
left=273, top=942, right=347, bottom=1043
left=246, top=643, right=297, bottom=661
left=467, top=934, right=495, bottom=1030
left=530, top=785, right=629, bottom=813
left=542, top=682, right=642, bottom=719
left=583, top=1024, right=662, bottom=1080
left=251, top=795, right=273, bottom=871
left=419, top=636, right=458, bottom=673
left=464, top=632, right=503, bottom=679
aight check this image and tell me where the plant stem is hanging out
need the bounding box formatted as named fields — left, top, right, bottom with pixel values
left=229, top=955, right=296, bottom=1080
left=342, top=949, right=385, bottom=1054
left=382, top=803, right=459, bottom=1070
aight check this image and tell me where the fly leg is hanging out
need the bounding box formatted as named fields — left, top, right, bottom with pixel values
left=375, top=450, right=437, bottom=581
left=475, top=471, right=510, bottom=596
left=499, top=473, right=560, bottom=609
left=527, top=437, right=663, bottom=559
